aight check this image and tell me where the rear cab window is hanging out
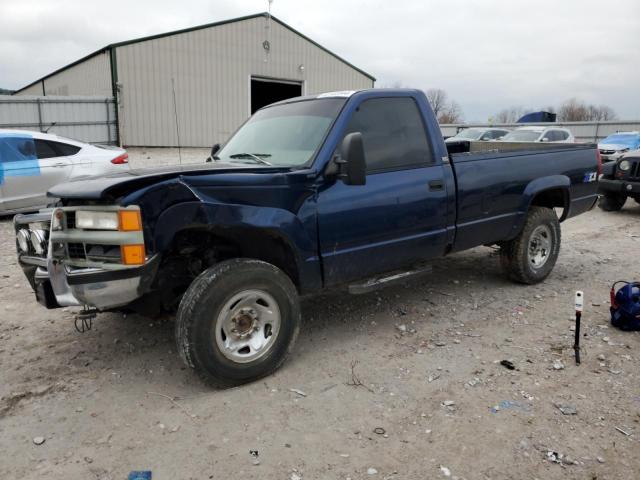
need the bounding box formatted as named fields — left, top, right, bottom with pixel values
left=342, top=97, right=433, bottom=173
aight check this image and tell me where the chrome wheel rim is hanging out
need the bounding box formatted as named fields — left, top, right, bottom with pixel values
left=528, top=225, right=552, bottom=268
left=214, top=289, right=281, bottom=363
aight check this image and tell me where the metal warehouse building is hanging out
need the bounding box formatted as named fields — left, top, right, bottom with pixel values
left=14, top=12, right=375, bottom=147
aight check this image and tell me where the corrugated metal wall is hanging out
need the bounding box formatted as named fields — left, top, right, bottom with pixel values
left=440, top=121, right=640, bottom=143
left=17, top=82, right=44, bottom=96
left=0, top=95, right=117, bottom=144
left=115, top=16, right=373, bottom=146
left=43, top=51, right=112, bottom=96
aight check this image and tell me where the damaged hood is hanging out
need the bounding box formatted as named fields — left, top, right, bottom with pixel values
left=48, top=162, right=291, bottom=200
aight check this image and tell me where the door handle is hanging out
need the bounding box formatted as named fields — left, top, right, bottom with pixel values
left=428, top=180, right=444, bottom=191
left=53, top=162, right=67, bottom=167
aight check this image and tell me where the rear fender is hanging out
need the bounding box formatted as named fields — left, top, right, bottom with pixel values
left=509, top=175, right=570, bottom=239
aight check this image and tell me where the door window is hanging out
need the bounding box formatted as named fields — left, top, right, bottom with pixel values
left=34, top=139, right=80, bottom=159
left=342, top=97, right=433, bottom=172
left=35, top=140, right=59, bottom=159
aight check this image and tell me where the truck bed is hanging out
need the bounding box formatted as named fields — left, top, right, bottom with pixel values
left=446, top=141, right=599, bottom=251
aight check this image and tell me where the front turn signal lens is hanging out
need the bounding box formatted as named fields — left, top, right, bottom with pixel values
left=121, top=244, right=145, bottom=265
left=119, top=210, right=142, bottom=231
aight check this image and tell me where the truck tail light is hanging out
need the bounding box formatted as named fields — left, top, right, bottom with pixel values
left=111, top=153, right=129, bottom=164
left=595, top=149, right=602, bottom=176
left=118, top=210, right=142, bottom=231
left=121, top=244, right=145, bottom=265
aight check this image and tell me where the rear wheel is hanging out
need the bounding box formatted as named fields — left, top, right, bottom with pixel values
left=500, top=207, right=561, bottom=284
left=598, top=193, right=627, bottom=211
left=175, top=258, right=300, bottom=388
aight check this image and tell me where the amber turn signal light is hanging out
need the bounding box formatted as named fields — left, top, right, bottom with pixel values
left=121, top=244, right=145, bottom=265
left=118, top=210, right=142, bottom=231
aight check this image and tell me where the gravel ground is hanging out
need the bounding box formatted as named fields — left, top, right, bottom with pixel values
left=1, top=204, right=639, bottom=480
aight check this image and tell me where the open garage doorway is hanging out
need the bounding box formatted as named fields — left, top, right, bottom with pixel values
left=250, top=77, right=303, bottom=114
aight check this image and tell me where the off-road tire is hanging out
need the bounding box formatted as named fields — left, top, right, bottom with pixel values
left=598, top=193, right=627, bottom=211
left=500, top=207, right=561, bottom=284
left=175, top=258, right=300, bottom=388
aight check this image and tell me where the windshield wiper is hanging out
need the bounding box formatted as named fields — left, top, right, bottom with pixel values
left=228, top=153, right=272, bottom=165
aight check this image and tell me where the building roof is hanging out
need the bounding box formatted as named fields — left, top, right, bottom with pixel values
left=14, top=12, right=375, bottom=94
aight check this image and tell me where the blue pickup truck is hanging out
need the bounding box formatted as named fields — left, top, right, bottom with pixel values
left=14, top=89, right=600, bottom=386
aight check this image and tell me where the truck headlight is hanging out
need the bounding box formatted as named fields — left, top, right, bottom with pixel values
left=17, top=229, right=31, bottom=253
left=619, top=160, right=631, bottom=171
left=76, top=211, right=119, bottom=230
left=30, top=229, right=48, bottom=255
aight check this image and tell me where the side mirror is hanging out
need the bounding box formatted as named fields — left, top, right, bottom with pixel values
left=541, top=137, right=550, bottom=142
left=206, top=143, right=221, bottom=162
left=335, top=132, right=366, bottom=185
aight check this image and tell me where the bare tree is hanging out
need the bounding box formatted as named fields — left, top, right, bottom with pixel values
left=425, top=89, right=464, bottom=123
left=557, top=98, right=617, bottom=121
left=426, top=89, right=449, bottom=118
left=492, top=107, right=528, bottom=123
left=439, top=101, right=463, bottom=124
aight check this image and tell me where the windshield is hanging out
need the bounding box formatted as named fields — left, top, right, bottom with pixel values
left=601, top=134, right=639, bottom=147
left=452, top=128, right=483, bottom=140
left=217, top=98, right=346, bottom=167
left=501, top=130, right=542, bottom=141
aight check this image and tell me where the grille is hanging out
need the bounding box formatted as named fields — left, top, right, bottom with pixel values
left=630, top=161, right=640, bottom=180
left=66, top=211, right=76, bottom=229
left=600, top=149, right=615, bottom=155
left=67, top=242, right=85, bottom=259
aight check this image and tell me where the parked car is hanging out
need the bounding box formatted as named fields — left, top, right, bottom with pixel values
left=598, top=132, right=640, bottom=162
left=500, top=126, right=575, bottom=143
left=598, top=150, right=640, bottom=211
left=0, top=130, right=129, bottom=214
left=13, top=89, right=599, bottom=387
left=445, top=127, right=510, bottom=143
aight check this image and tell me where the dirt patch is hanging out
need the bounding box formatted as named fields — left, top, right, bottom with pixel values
left=1, top=205, right=639, bottom=479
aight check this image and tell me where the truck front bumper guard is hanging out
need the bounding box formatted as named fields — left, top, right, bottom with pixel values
left=15, top=207, right=158, bottom=311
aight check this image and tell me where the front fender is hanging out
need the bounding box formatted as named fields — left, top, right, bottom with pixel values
left=152, top=200, right=322, bottom=292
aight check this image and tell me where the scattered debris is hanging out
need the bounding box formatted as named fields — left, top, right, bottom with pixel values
left=291, top=473, right=302, bottom=480
left=555, top=403, right=577, bottom=415
left=439, top=465, right=451, bottom=477
left=33, top=436, right=45, bottom=445
left=249, top=449, right=260, bottom=466
left=346, top=360, right=374, bottom=393
left=367, top=467, right=378, bottom=475
left=373, top=427, right=386, bottom=435
left=289, top=388, right=307, bottom=397
left=552, top=360, right=565, bottom=370
left=500, top=360, right=516, bottom=370
left=615, top=426, right=631, bottom=436
left=546, top=450, right=576, bottom=466
left=428, top=373, right=441, bottom=383
left=146, top=392, right=196, bottom=419
left=490, top=400, right=530, bottom=413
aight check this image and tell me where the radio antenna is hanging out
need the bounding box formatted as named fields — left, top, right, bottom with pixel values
left=171, top=78, right=182, bottom=164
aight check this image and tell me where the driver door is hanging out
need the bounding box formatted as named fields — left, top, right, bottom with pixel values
left=317, top=96, right=450, bottom=286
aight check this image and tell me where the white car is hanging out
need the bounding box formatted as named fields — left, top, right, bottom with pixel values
left=500, top=126, right=575, bottom=143
left=445, top=127, right=511, bottom=143
left=0, top=130, right=129, bottom=214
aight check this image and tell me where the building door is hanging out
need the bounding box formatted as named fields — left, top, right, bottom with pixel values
left=250, top=77, right=302, bottom=114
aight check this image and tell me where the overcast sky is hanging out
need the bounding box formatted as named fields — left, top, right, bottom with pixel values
left=1, top=0, right=638, bottom=121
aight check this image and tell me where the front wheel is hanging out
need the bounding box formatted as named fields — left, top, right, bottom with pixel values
left=598, top=193, right=627, bottom=211
left=500, top=207, right=561, bottom=284
left=175, top=258, right=300, bottom=388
